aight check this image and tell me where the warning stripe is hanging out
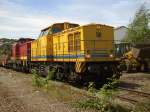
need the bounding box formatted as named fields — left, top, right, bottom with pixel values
left=81, top=63, right=86, bottom=72
left=75, top=62, right=86, bottom=73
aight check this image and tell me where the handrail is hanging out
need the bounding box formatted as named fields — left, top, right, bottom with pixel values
left=30, top=40, right=133, bottom=59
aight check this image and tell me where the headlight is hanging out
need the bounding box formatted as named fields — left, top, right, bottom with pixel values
left=109, top=54, right=113, bottom=58
left=85, top=54, right=91, bottom=58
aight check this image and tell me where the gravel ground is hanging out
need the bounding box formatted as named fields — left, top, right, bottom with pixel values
left=119, top=72, right=150, bottom=92
left=1, top=67, right=150, bottom=112
left=0, top=67, right=93, bottom=112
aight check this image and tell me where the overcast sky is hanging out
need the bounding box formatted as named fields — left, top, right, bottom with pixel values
left=0, top=0, right=150, bottom=39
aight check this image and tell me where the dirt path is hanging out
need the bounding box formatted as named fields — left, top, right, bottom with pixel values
left=0, top=67, right=83, bottom=112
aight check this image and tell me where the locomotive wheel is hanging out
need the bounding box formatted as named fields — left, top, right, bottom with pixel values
left=66, top=70, right=83, bottom=85
left=111, top=65, right=121, bottom=79
left=140, top=62, right=148, bottom=72
left=55, top=67, right=65, bottom=81
left=126, top=64, right=132, bottom=73
left=140, top=64, right=145, bottom=72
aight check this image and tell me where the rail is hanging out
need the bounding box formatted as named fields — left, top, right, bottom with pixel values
left=118, top=87, right=150, bottom=98
left=116, top=87, right=150, bottom=104
left=116, top=95, right=138, bottom=104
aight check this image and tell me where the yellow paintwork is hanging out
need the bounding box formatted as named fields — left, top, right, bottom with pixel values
left=52, top=24, right=114, bottom=62
left=31, top=36, right=53, bottom=61
left=31, top=40, right=38, bottom=61
left=124, top=50, right=140, bottom=67
left=75, top=61, right=86, bottom=73
left=31, top=22, right=79, bottom=61
left=31, top=23, right=114, bottom=62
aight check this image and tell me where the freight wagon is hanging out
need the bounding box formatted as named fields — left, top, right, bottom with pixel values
left=11, top=38, right=34, bottom=71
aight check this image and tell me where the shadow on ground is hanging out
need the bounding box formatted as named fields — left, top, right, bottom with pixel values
left=117, top=81, right=141, bottom=89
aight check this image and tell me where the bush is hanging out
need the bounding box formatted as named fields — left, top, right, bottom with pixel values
left=75, top=78, right=129, bottom=112
left=46, top=69, right=56, bottom=80
left=31, top=69, right=44, bottom=87
left=87, top=82, right=97, bottom=96
left=31, top=69, right=56, bottom=91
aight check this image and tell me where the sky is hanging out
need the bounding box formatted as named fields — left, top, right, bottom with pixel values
left=0, top=0, right=150, bottom=39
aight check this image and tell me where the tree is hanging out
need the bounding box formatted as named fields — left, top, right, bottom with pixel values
left=125, top=4, right=150, bottom=43
left=0, top=38, right=16, bottom=57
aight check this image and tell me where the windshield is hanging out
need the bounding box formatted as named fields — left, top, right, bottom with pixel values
left=39, top=29, right=49, bottom=37
left=38, top=26, right=62, bottom=38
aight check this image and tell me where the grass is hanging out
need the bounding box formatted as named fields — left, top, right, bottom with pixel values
left=75, top=98, right=129, bottom=112
left=31, top=69, right=87, bottom=102
left=31, top=70, right=150, bottom=112
left=31, top=71, right=126, bottom=111
left=31, top=69, right=56, bottom=89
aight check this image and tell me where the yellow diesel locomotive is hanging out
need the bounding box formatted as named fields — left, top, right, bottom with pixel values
left=30, top=22, right=120, bottom=83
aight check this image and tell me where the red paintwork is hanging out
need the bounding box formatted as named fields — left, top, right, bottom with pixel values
left=11, top=38, right=34, bottom=61
left=12, top=43, right=20, bottom=60
left=20, top=42, right=32, bottom=60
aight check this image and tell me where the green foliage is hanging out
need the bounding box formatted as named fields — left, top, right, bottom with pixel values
left=96, top=78, right=118, bottom=107
left=103, top=78, right=119, bottom=90
left=31, top=69, right=44, bottom=87
left=76, top=98, right=107, bottom=111
left=75, top=78, right=130, bottom=112
left=0, top=38, right=16, bottom=56
left=98, top=85, right=115, bottom=101
left=75, top=98, right=129, bottom=112
left=125, top=4, right=150, bottom=42
left=46, top=69, right=56, bottom=80
left=87, top=82, right=97, bottom=96
left=31, top=68, right=56, bottom=90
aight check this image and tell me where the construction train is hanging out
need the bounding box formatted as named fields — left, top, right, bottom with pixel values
left=2, top=22, right=149, bottom=83
left=120, top=43, right=150, bottom=72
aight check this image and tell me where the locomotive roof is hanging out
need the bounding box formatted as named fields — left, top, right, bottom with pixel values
left=41, top=22, right=79, bottom=31
left=17, top=38, right=34, bottom=42
left=52, top=23, right=114, bottom=36
left=82, top=23, right=114, bottom=28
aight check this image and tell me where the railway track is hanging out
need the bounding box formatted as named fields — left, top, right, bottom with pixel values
left=116, top=96, right=138, bottom=104
left=117, top=87, right=150, bottom=104
left=118, top=87, right=150, bottom=97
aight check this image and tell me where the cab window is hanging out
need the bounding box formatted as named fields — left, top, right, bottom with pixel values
left=39, top=29, right=49, bottom=37
left=68, top=34, right=74, bottom=52
left=74, top=32, right=81, bottom=51
left=96, top=30, right=102, bottom=38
